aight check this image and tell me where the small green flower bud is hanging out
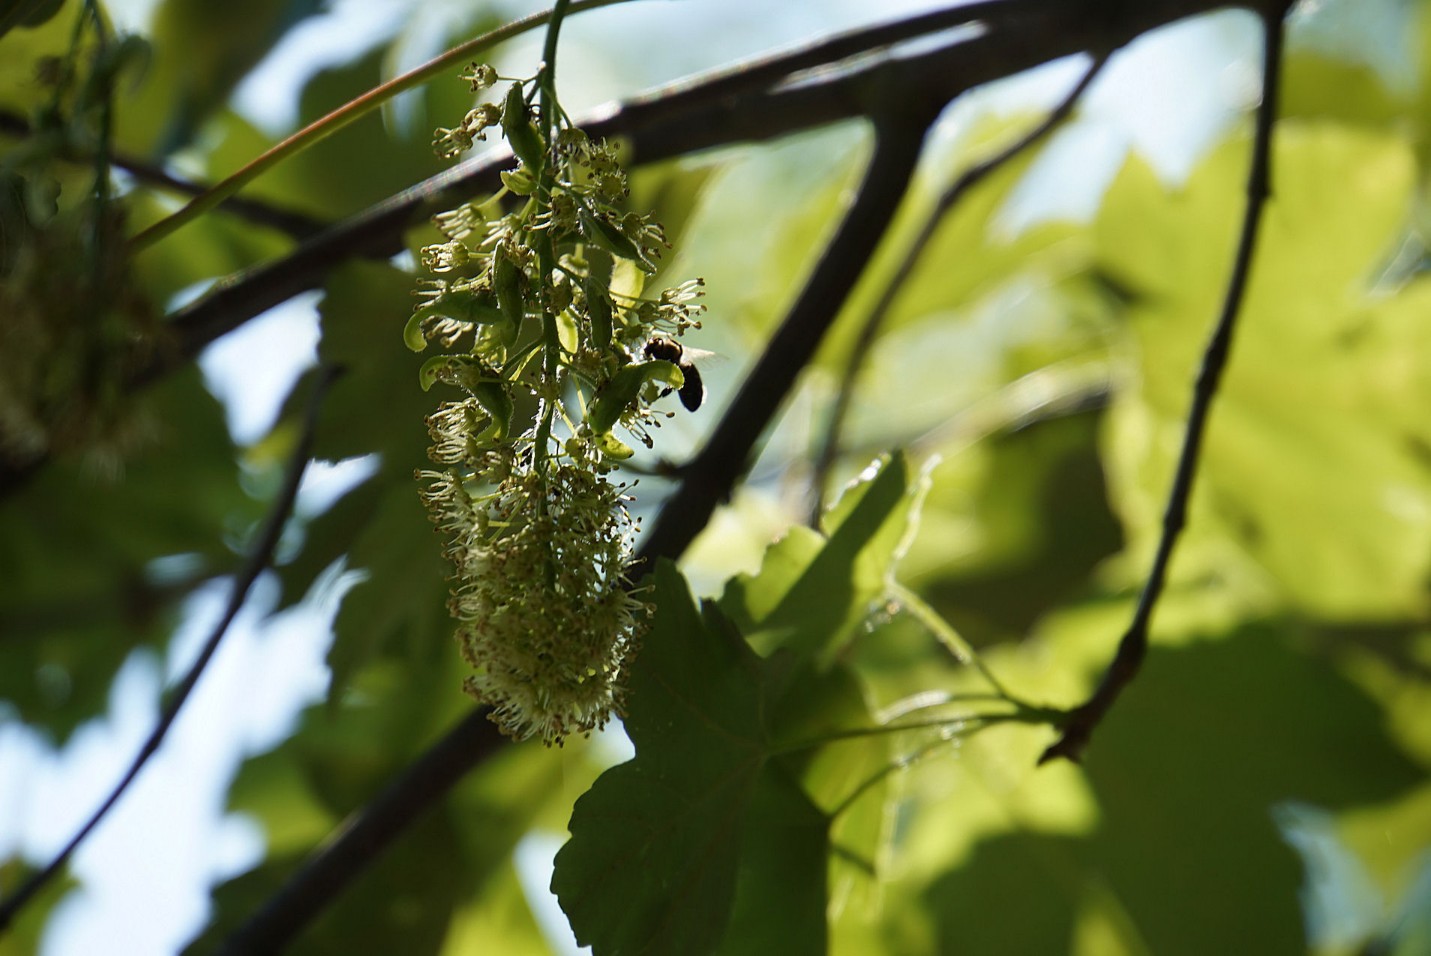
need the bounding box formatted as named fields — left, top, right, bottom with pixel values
left=501, top=83, right=546, bottom=173
left=500, top=167, right=538, bottom=196
left=461, top=62, right=498, bottom=91
left=494, top=250, right=525, bottom=328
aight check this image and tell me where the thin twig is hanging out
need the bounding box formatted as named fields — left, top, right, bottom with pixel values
left=809, top=50, right=1111, bottom=521
left=0, top=367, right=337, bottom=933
left=1038, top=9, right=1288, bottom=765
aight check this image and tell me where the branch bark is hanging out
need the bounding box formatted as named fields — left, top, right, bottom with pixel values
left=0, top=0, right=1264, bottom=497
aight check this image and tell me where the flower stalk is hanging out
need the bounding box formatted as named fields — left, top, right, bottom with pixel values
left=410, top=12, right=705, bottom=743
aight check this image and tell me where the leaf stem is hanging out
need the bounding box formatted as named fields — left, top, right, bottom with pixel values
left=888, top=582, right=1021, bottom=702
left=828, top=734, right=959, bottom=821
left=533, top=0, right=572, bottom=486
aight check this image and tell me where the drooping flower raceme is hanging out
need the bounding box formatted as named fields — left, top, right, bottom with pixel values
left=411, top=65, right=704, bottom=744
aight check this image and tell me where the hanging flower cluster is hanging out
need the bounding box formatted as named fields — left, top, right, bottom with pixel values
left=411, top=63, right=705, bottom=744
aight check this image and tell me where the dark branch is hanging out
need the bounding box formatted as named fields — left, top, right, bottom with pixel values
left=634, top=109, right=935, bottom=567
left=810, top=49, right=1112, bottom=521
left=1038, top=6, right=1289, bottom=765
left=213, top=709, right=507, bottom=955
left=0, top=0, right=1250, bottom=499
left=0, top=367, right=336, bottom=933
left=148, top=0, right=1238, bottom=384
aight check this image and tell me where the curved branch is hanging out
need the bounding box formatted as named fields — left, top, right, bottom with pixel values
left=213, top=708, right=507, bottom=956
left=0, top=367, right=337, bottom=934
left=148, top=0, right=1228, bottom=385
left=0, top=0, right=1240, bottom=501
left=1038, top=5, right=1290, bottom=765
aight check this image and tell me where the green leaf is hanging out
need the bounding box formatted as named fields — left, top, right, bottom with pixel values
left=289, top=260, right=460, bottom=697
left=553, top=562, right=831, bottom=956
left=585, top=359, right=682, bottom=435
left=1281, top=53, right=1405, bottom=129
left=904, top=411, right=1124, bottom=648
left=314, top=259, right=430, bottom=465
left=1077, top=626, right=1424, bottom=955
left=437, top=860, right=552, bottom=956
left=0, top=859, right=73, bottom=956
left=0, top=0, right=63, bottom=42
left=921, top=618, right=1426, bottom=956
left=127, top=0, right=324, bottom=155
left=0, top=368, right=256, bottom=740
left=721, top=453, right=916, bottom=664
left=324, top=479, right=450, bottom=703
left=1097, top=122, right=1431, bottom=616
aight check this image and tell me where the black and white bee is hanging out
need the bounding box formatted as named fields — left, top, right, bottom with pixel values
left=643, top=337, right=709, bottom=412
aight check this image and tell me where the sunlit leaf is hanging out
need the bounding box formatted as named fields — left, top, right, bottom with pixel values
left=720, top=453, right=915, bottom=664
left=1098, top=122, right=1431, bottom=615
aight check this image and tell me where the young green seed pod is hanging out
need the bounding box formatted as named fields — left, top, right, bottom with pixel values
left=471, top=381, right=514, bottom=441
left=502, top=83, right=545, bottom=174
left=585, top=279, right=613, bottom=350
left=585, top=360, right=683, bottom=436
left=579, top=209, right=652, bottom=273
left=414, top=289, right=512, bottom=328
left=500, top=167, right=538, bottom=196
left=495, top=253, right=525, bottom=328
left=403, top=310, right=430, bottom=352
left=582, top=247, right=614, bottom=349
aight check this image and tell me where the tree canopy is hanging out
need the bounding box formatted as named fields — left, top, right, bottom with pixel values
left=2, top=0, right=1431, bottom=954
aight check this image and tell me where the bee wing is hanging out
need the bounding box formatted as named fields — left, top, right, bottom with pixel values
left=677, top=345, right=723, bottom=366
